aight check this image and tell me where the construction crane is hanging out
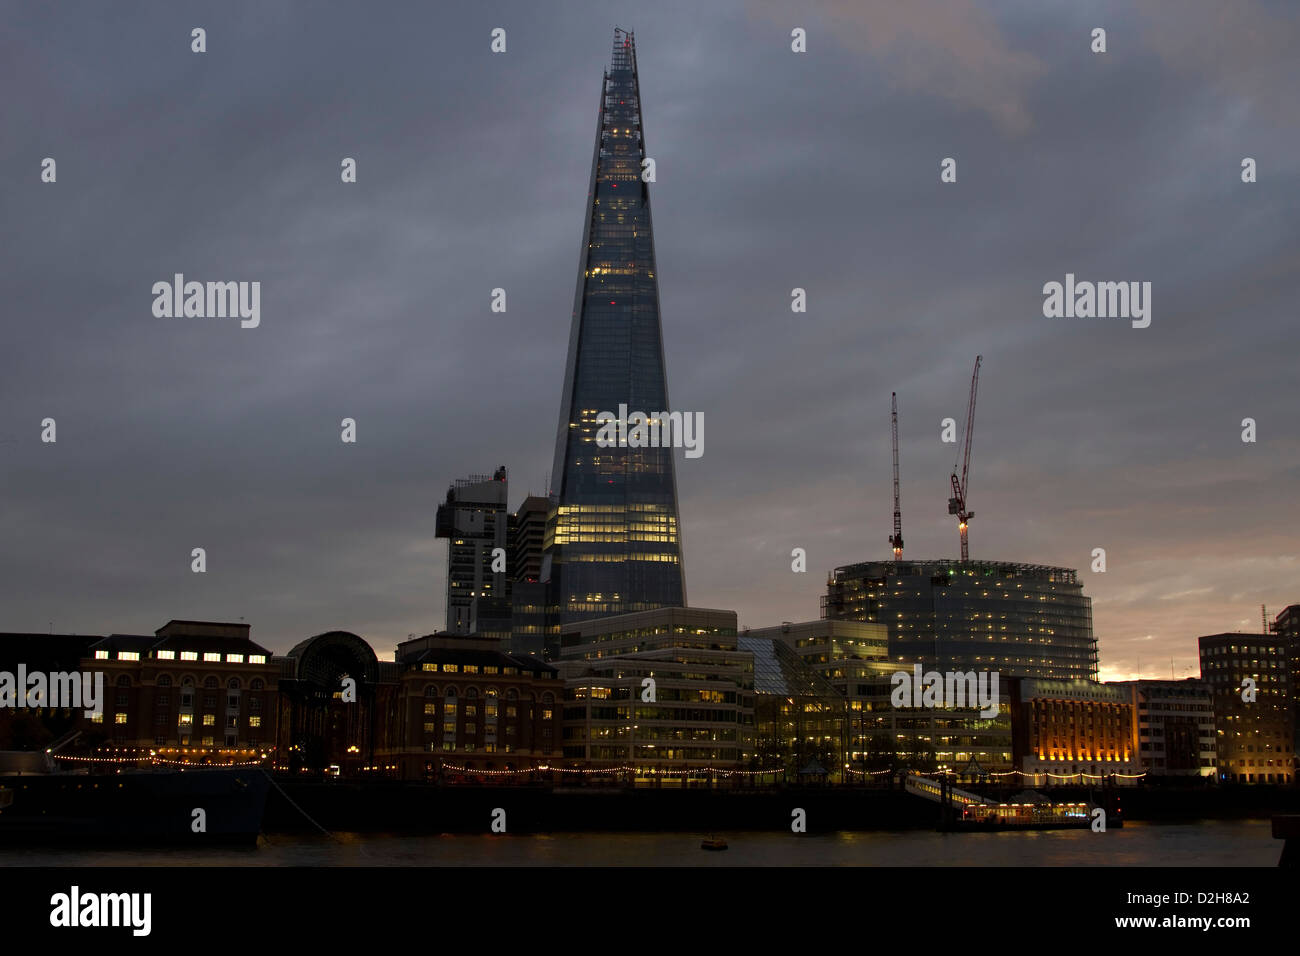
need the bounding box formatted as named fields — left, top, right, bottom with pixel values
left=889, top=392, right=903, bottom=561
left=948, top=355, right=982, bottom=562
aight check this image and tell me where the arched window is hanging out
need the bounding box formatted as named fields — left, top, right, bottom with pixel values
left=466, top=687, right=479, bottom=700
left=425, top=685, right=439, bottom=697
left=116, top=674, right=132, bottom=687
left=227, top=677, right=241, bottom=689
left=250, top=678, right=264, bottom=690
left=203, top=676, right=218, bottom=689
left=444, top=687, right=457, bottom=699
left=506, top=689, right=518, bottom=700
left=181, top=676, right=195, bottom=687
left=157, top=675, right=173, bottom=687
left=543, top=693, right=555, bottom=705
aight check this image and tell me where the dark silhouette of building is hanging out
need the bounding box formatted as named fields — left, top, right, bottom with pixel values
left=435, top=467, right=511, bottom=639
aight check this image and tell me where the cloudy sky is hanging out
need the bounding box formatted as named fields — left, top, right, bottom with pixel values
left=3, top=0, right=1297, bottom=679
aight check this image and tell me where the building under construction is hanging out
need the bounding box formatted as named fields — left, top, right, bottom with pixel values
left=822, top=559, right=1098, bottom=682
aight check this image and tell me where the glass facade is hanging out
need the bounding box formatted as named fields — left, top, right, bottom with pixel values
left=548, top=30, right=685, bottom=629
left=823, top=560, right=1098, bottom=681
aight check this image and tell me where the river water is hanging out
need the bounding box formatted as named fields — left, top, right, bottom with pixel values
left=0, top=820, right=1280, bottom=866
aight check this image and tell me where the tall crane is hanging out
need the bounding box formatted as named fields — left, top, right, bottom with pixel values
left=889, top=392, right=903, bottom=561
left=948, top=355, right=982, bottom=562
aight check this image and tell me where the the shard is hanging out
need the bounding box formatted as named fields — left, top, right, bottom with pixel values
left=546, top=29, right=686, bottom=629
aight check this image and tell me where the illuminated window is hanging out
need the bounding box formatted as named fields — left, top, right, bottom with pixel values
left=226, top=654, right=244, bottom=664
left=249, top=716, right=261, bottom=728
left=422, top=663, right=437, bottom=672
left=249, top=655, right=266, bottom=665
left=118, top=651, right=139, bottom=661
left=114, top=713, right=127, bottom=724
left=201, top=736, right=214, bottom=746
left=91, top=712, right=104, bottom=723
left=94, top=650, right=109, bottom=660
left=203, top=714, right=215, bottom=726
left=443, top=664, right=459, bottom=673
left=179, top=714, right=193, bottom=725
left=180, top=651, right=198, bottom=661
left=464, top=665, right=479, bottom=674
left=203, top=653, right=221, bottom=663
left=156, top=650, right=176, bottom=660
left=424, top=703, right=436, bottom=715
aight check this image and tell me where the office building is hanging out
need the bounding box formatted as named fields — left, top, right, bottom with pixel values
left=823, top=559, right=1098, bottom=681
left=546, top=30, right=686, bottom=629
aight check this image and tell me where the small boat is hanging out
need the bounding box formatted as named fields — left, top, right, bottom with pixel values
left=700, top=834, right=728, bottom=851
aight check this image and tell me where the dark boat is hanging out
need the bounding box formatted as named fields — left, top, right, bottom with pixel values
left=700, top=834, right=728, bottom=851
left=0, top=750, right=271, bottom=846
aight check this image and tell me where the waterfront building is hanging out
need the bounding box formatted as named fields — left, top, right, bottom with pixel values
left=1270, top=604, right=1300, bottom=745
left=87, top=620, right=279, bottom=756
left=737, top=634, right=847, bottom=779
left=1198, top=632, right=1294, bottom=783
left=392, top=632, right=561, bottom=779
left=1010, top=679, right=1137, bottom=780
left=745, top=619, right=1014, bottom=776
left=435, top=467, right=511, bottom=639
left=556, top=607, right=753, bottom=772
left=1108, top=679, right=1216, bottom=777
left=546, top=29, right=686, bottom=632
left=276, top=630, right=398, bottom=775
left=822, top=559, right=1098, bottom=681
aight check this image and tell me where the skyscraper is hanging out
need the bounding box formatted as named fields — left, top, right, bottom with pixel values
left=434, top=467, right=511, bottom=639
left=547, top=29, right=686, bottom=632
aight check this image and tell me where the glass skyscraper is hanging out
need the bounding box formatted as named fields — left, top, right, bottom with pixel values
left=547, top=29, right=686, bottom=629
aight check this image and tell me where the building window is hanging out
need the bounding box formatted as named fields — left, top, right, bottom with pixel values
left=250, top=679, right=264, bottom=690
left=203, top=653, right=221, bottom=663
left=156, top=694, right=169, bottom=706
left=425, top=702, right=437, bottom=715
left=424, top=722, right=436, bottom=733
left=116, top=693, right=129, bottom=707
left=226, top=654, right=244, bottom=664
left=114, top=713, right=127, bottom=724
left=443, top=665, right=459, bottom=673
left=157, top=675, right=173, bottom=687
left=204, top=677, right=218, bottom=689
left=91, top=712, right=103, bottom=723
left=249, top=655, right=266, bottom=665
left=180, top=651, right=198, bottom=661
left=226, top=716, right=237, bottom=728
left=116, top=675, right=132, bottom=687
left=249, top=716, right=261, bottom=728
left=94, top=650, right=109, bottom=660
left=227, top=678, right=241, bottom=689
left=203, top=714, right=215, bottom=726
left=118, top=651, right=140, bottom=661
left=156, top=650, right=175, bottom=660
left=201, top=736, right=215, bottom=746
left=249, top=697, right=260, bottom=712
left=179, top=714, right=193, bottom=726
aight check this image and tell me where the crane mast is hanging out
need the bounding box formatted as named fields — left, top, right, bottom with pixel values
left=948, top=356, right=981, bottom=562
left=889, top=392, right=903, bottom=561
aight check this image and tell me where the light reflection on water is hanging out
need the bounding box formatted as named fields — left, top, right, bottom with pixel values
left=1, top=820, right=1279, bottom=867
